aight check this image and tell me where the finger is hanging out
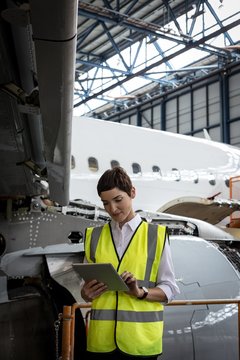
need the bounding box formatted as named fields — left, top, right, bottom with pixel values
left=121, top=271, right=133, bottom=281
left=90, top=284, right=108, bottom=300
left=126, top=276, right=136, bottom=284
left=94, top=282, right=108, bottom=291
left=85, top=279, right=98, bottom=287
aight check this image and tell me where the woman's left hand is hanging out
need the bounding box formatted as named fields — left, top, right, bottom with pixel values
left=120, top=271, right=142, bottom=298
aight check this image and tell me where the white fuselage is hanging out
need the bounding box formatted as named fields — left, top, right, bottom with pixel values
left=70, top=116, right=240, bottom=211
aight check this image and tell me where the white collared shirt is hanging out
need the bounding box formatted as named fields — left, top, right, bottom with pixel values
left=111, top=214, right=180, bottom=302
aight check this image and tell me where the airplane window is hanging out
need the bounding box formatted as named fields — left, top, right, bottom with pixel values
left=208, top=173, right=216, bottom=186
left=88, top=157, right=98, bottom=172
left=152, top=165, right=160, bottom=173
left=192, top=171, right=199, bottom=184
left=111, top=160, right=120, bottom=168
left=132, top=163, right=141, bottom=174
left=71, top=155, right=76, bottom=169
left=224, top=176, right=230, bottom=188
left=172, top=168, right=181, bottom=181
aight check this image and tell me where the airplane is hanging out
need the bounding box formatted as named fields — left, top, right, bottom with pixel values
left=70, top=115, right=240, bottom=228
left=0, top=1, right=240, bottom=360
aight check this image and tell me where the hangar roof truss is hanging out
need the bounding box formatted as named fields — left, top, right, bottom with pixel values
left=74, top=0, right=240, bottom=117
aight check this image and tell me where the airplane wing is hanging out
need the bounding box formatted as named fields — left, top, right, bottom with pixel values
left=0, top=0, right=77, bottom=205
left=157, top=196, right=240, bottom=225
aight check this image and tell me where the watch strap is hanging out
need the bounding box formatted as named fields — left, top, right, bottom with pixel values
left=137, top=286, right=148, bottom=299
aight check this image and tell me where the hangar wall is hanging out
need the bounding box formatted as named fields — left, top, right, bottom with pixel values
left=106, top=61, right=240, bottom=147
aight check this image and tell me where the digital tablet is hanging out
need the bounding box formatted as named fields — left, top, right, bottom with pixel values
left=72, top=263, right=128, bottom=291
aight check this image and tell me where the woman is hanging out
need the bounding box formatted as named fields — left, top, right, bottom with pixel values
left=81, top=167, right=179, bottom=359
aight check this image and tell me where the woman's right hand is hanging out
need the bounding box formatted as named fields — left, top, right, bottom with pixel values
left=81, top=279, right=108, bottom=302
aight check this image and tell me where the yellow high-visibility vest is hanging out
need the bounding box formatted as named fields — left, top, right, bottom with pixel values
left=84, top=221, right=166, bottom=356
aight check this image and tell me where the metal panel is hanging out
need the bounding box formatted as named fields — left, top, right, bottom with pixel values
left=121, top=118, right=129, bottom=124
left=208, top=82, right=220, bottom=126
left=208, top=126, right=221, bottom=142
left=130, top=114, right=137, bottom=126
left=229, top=72, right=240, bottom=119
left=193, top=87, right=207, bottom=129
left=179, top=93, right=191, bottom=133
left=166, top=98, right=177, bottom=132
left=153, top=105, right=161, bottom=129
left=230, top=121, right=240, bottom=147
left=142, top=108, right=152, bottom=128
left=0, top=288, right=56, bottom=360
left=113, top=63, right=240, bottom=146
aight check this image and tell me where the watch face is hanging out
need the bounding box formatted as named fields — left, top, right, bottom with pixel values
left=142, top=286, right=148, bottom=293
left=139, top=286, right=148, bottom=299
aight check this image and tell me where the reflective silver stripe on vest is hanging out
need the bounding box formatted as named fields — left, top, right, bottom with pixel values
left=137, top=279, right=155, bottom=288
left=91, top=309, right=163, bottom=322
left=144, top=224, right=159, bottom=285
left=90, top=226, right=103, bottom=262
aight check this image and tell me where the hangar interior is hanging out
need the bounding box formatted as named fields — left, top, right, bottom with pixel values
left=74, top=0, right=240, bottom=146
left=1, top=2, right=240, bottom=360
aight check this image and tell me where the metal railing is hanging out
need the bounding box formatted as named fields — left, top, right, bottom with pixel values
left=61, top=299, right=240, bottom=360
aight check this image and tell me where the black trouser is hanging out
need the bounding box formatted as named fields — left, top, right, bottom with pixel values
left=85, top=350, right=160, bottom=359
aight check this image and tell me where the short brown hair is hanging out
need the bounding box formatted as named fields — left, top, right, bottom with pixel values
left=97, top=167, right=132, bottom=197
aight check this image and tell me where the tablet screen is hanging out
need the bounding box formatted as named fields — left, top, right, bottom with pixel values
left=72, top=263, right=128, bottom=291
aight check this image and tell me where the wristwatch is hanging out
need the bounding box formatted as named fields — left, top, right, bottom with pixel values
left=137, top=286, right=149, bottom=299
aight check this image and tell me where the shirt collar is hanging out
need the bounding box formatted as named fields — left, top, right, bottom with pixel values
left=111, top=213, right=142, bottom=232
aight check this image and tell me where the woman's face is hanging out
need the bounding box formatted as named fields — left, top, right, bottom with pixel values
left=100, top=187, right=136, bottom=227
